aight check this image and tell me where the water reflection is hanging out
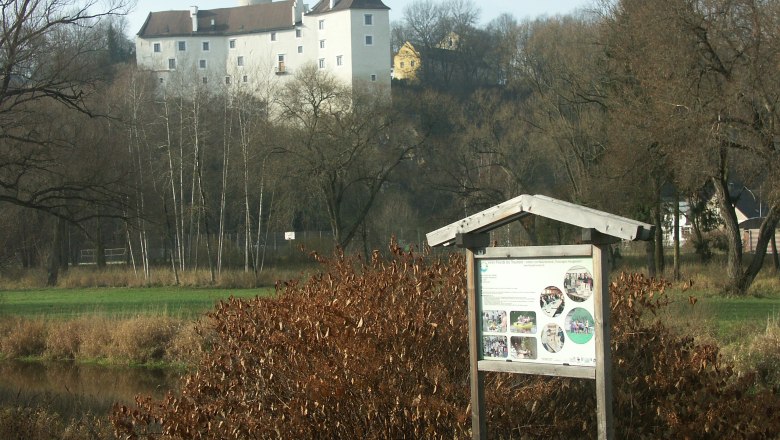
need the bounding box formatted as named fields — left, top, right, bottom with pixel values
left=0, top=361, right=180, bottom=418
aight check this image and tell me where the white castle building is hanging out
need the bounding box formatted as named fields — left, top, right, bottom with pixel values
left=135, top=0, right=391, bottom=91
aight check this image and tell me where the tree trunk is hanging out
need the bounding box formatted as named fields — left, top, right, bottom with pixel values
left=198, top=160, right=216, bottom=284
left=673, top=193, right=681, bottom=281
left=653, top=200, right=664, bottom=276
left=164, top=191, right=180, bottom=286
left=735, top=204, right=780, bottom=293
left=646, top=239, right=656, bottom=278
left=712, top=175, right=745, bottom=294
left=59, top=218, right=69, bottom=272
left=95, top=217, right=106, bottom=268
left=771, top=232, right=779, bottom=274
left=46, top=217, right=62, bottom=286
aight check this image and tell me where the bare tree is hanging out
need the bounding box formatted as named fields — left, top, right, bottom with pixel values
left=0, top=0, right=133, bottom=284
left=605, top=0, right=780, bottom=294
left=276, top=65, right=415, bottom=249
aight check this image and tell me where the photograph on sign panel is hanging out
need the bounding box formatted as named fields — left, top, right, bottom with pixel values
left=482, top=335, right=508, bottom=359
left=482, top=310, right=507, bottom=333
left=565, top=308, right=595, bottom=344
left=510, top=336, right=537, bottom=360
left=541, top=323, right=565, bottom=353
left=539, top=286, right=565, bottom=317
left=509, top=311, right=537, bottom=334
left=564, top=266, right=594, bottom=302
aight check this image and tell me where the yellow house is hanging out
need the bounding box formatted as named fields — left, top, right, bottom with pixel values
left=393, top=41, right=420, bottom=81
left=392, top=33, right=459, bottom=82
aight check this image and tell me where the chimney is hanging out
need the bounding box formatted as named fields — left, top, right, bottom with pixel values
left=190, top=6, right=198, bottom=32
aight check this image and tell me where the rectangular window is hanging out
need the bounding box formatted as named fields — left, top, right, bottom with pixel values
left=153, top=43, right=161, bottom=53
left=177, top=41, right=186, bottom=51
left=318, top=58, right=325, bottom=69
left=237, top=56, right=244, bottom=67
left=297, top=45, right=303, bottom=54
left=202, top=41, right=210, bottom=51
left=242, top=75, right=248, bottom=83
left=336, top=55, right=343, bottom=66
left=318, top=19, right=325, bottom=30
left=271, top=32, right=277, bottom=41
left=296, top=28, right=302, bottom=38
left=225, top=76, right=231, bottom=85
left=277, top=54, right=286, bottom=73
left=320, top=39, right=325, bottom=49
left=199, top=59, right=207, bottom=69
left=411, top=60, right=415, bottom=67
left=364, top=14, right=373, bottom=25
left=159, top=77, right=164, bottom=83
left=365, top=35, right=373, bottom=46
left=202, top=77, right=208, bottom=84
left=168, top=58, right=176, bottom=70
left=229, top=39, right=236, bottom=49
left=400, top=61, right=405, bottom=68
left=370, top=74, right=377, bottom=82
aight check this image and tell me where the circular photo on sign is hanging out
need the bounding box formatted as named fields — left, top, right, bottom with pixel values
left=565, top=308, right=595, bottom=344
left=510, top=336, right=537, bottom=360
left=539, top=286, right=565, bottom=318
left=509, top=311, right=537, bottom=334
left=482, top=335, right=508, bottom=359
left=564, top=266, right=594, bottom=302
left=482, top=310, right=507, bottom=333
left=541, top=323, right=565, bottom=353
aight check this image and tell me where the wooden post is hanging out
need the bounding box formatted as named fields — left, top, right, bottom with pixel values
left=593, top=242, right=614, bottom=440
left=458, top=232, right=489, bottom=440
left=467, top=248, right=487, bottom=440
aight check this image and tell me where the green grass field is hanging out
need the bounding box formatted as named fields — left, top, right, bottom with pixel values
left=0, top=287, right=274, bottom=319
left=662, top=288, right=780, bottom=345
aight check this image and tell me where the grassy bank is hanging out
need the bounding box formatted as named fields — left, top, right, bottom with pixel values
left=0, top=287, right=273, bottom=319
left=0, top=287, right=274, bottom=365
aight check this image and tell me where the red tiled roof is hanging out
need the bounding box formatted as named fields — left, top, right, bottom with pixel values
left=138, top=1, right=296, bottom=37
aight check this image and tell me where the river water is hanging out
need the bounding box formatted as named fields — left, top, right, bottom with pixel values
left=0, top=360, right=181, bottom=419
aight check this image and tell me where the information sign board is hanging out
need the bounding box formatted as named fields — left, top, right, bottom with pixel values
left=478, top=256, right=596, bottom=367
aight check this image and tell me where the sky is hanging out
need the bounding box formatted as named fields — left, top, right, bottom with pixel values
left=124, top=0, right=595, bottom=36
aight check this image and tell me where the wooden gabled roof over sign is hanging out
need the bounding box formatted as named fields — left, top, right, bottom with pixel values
left=427, top=194, right=654, bottom=247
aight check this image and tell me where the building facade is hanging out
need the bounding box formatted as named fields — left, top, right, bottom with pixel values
left=135, top=0, right=391, bottom=91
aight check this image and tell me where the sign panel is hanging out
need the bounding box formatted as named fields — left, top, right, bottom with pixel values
left=477, top=257, right=595, bottom=367
left=284, top=231, right=296, bottom=240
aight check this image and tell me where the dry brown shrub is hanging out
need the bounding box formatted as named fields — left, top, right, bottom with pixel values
left=109, top=316, right=179, bottom=363
left=0, top=405, right=112, bottom=440
left=113, top=245, right=780, bottom=439
left=731, top=318, right=780, bottom=389
left=0, top=317, right=47, bottom=357
left=165, top=319, right=214, bottom=364
left=0, top=268, right=47, bottom=289
left=44, top=319, right=84, bottom=360
left=78, top=316, right=114, bottom=360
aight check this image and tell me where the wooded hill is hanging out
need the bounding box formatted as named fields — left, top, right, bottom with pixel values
left=1, top=0, right=778, bottom=294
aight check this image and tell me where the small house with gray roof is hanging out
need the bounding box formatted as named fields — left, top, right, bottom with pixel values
left=135, top=0, right=390, bottom=91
